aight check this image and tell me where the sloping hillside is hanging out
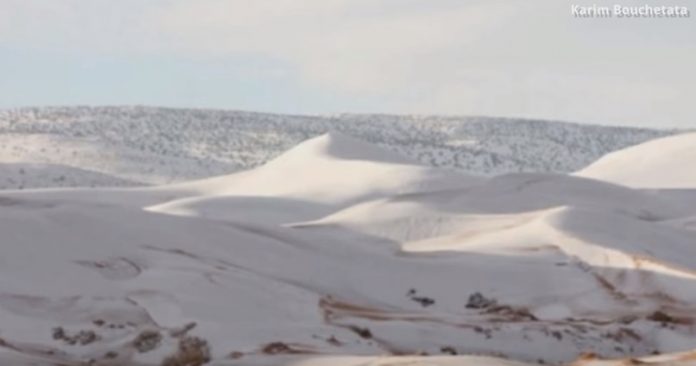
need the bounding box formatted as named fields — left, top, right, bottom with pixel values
left=0, top=162, right=140, bottom=189
left=0, top=106, right=673, bottom=188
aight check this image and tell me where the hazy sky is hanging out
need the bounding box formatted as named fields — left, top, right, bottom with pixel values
left=1, top=0, right=694, bottom=128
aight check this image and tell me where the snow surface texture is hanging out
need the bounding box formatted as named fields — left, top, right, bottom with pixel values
left=577, top=132, right=696, bottom=189
left=1, top=128, right=696, bottom=365
left=0, top=106, right=676, bottom=189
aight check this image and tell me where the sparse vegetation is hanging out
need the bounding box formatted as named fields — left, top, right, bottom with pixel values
left=261, top=342, right=293, bottom=355
left=161, top=336, right=211, bottom=366
left=51, top=327, right=100, bottom=346
left=440, top=346, right=458, bottom=355
left=132, top=329, right=162, bottom=353
left=228, top=351, right=244, bottom=359
left=484, top=305, right=538, bottom=321
left=170, top=322, right=197, bottom=338
left=647, top=310, right=677, bottom=325
left=466, top=293, right=537, bottom=321
left=406, top=288, right=436, bottom=307
left=466, top=292, right=497, bottom=309
left=326, top=335, right=341, bottom=346
left=348, top=326, right=373, bottom=339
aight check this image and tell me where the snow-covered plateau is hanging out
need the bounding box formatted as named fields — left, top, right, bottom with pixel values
left=0, top=107, right=695, bottom=365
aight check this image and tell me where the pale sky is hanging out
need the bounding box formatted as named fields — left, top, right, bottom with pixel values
left=1, top=0, right=694, bottom=128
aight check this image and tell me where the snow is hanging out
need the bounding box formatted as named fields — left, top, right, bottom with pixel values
left=576, top=132, right=696, bottom=189
left=148, top=133, right=481, bottom=224
left=0, top=123, right=695, bottom=365
left=0, top=162, right=141, bottom=189
left=0, top=106, right=674, bottom=189
left=245, top=353, right=696, bottom=366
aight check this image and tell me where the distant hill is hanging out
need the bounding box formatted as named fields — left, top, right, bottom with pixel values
left=0, top=106, right=674, bottom=188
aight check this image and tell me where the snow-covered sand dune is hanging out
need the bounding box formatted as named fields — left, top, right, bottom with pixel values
left=0, top=132, right=695, bottom=365
left=149, top=133, right=481, bottom=224
left=577, top=132, right=696, bottom=189
left=0, top=106, right=674, bottom=188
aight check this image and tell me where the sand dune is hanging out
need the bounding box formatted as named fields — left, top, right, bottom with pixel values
left=0, top=133, right=695, bottom=365
left=577, top=132, right=696, bottom=189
